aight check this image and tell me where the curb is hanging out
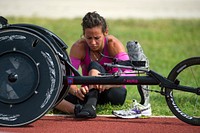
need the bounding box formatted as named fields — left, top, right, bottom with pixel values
left=45, top=114, right=176, bottom=118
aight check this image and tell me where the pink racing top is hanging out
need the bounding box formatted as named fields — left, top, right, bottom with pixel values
left=70, top=37, right=132, bottom=76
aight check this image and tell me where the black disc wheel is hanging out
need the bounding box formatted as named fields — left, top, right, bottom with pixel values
left=0, top=25, right=70, bottom=126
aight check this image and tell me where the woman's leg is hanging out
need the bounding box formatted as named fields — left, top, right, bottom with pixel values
left=55, top=100, right=75, bottom=114
left=75, top=61, right=105, bottom=118
left=98, top=87, right=127, bottom=105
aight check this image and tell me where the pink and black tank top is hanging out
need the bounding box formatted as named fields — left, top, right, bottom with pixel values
left=70, top=37, right=130, bottom=76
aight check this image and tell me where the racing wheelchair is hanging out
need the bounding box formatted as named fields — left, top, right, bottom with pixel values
left=0, top=17, right=199, bottom=126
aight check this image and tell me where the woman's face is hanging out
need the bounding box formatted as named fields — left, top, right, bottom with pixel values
left=84, top=26, right=105, bottom=52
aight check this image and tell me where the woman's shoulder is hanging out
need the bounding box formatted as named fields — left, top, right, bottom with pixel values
left=72, top=38, right=86, bottom=48
left=70, top=38, right=87, bottom=59
left=106, top=35, right=126, bottom=56
left=106, top=35, right=116, bottom=41
left=106, top=35, right=125, bottom=48
left=107, top=35, right=123, bottom=46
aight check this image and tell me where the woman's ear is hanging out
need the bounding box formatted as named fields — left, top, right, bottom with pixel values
left=104, top=28, right=109, bottom=35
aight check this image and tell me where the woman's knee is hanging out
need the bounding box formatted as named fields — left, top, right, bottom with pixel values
left=108, top=88, right=127, bottom=105
left=88, top=61, right=106, bottom=73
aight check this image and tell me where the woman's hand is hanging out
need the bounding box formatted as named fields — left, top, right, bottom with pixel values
left=90, top=85, right=112, bottom=93
left=75, top=86, right=89, bottom=101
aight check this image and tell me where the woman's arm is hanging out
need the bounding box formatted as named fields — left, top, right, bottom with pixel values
left=69, top=39, right=89, bottom=100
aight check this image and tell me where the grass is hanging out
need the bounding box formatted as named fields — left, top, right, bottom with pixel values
left=5, top=17, right=200, bottom=116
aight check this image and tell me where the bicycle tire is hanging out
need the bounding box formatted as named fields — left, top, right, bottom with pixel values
left=165, top=57, right=200, bottom=125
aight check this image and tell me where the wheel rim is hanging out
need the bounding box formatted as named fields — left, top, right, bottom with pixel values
left=0, top=51, right=39, bottom=104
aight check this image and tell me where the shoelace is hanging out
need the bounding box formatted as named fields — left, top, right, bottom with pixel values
left=118, top=100, right=142, bottom=114
left=130, top=100, right=144, bottom=113
left=121, top=104, right=141, bottom=116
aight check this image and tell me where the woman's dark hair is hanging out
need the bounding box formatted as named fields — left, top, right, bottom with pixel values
left=81, top=11, right=107, bottom=34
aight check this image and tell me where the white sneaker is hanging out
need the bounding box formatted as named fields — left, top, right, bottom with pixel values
left=112, top=100, right=152, bottom=118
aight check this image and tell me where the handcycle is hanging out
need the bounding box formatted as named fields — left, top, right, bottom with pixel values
left=0, top=17, right=199, bottom=126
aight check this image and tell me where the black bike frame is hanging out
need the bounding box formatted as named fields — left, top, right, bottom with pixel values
left=63, top=61, right=199, bottom=95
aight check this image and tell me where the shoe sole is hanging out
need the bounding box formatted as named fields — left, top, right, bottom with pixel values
left=112, top=113, right=151, bottom=119
left=76, top=111, right=96, bottom=118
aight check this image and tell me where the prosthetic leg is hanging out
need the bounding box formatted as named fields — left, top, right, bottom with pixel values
left=126, top=41, right=150, bottom=106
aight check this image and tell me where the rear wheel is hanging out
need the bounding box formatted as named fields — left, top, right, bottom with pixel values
left=0, top=24, right=71, bottom=126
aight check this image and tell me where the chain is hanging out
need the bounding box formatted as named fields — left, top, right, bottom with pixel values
left=91, top=51, right=100, bottom=61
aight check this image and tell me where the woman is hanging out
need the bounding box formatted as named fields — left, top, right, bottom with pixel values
left=56, top=11, right=135, bottom=118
